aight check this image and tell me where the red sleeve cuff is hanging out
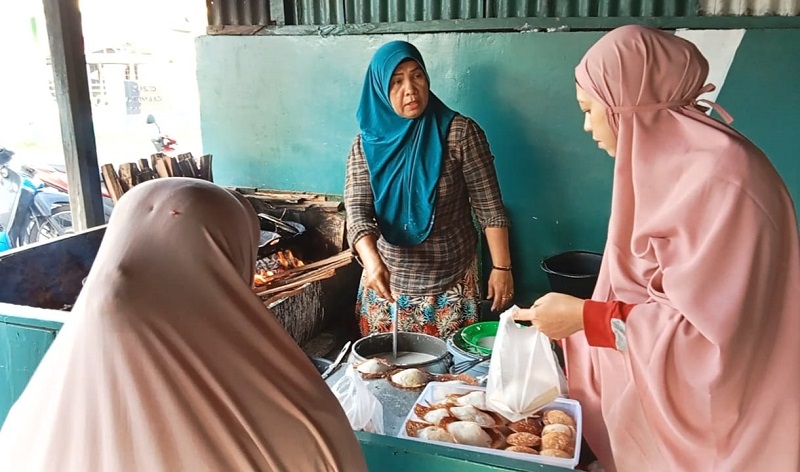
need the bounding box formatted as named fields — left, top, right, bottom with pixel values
left=583, top=300, right=635, bottom=349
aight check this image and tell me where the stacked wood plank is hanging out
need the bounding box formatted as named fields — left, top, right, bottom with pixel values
left=233, top=188, right=344, bottom=212
left=101, top=152, right=213, bottom=203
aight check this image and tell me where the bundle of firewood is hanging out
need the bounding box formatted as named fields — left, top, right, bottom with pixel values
left=253, top=250, right=353, bottom=307
left=100, top=152, right=213, bottom=203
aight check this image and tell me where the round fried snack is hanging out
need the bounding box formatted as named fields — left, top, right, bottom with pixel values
left=405, top=419, right=433, bottom=437
left=448, top=405, right=498, bottom=428
left=540, top=448, right=572, bottom=458
left=386, top=368, right=431, bottom=390
left=417, top=426, right=455, bottom=443
left=505, top=445, right=539, bottom=455
left=434, top=373, right=479, bottom=386
left=440, top=419, right=493, bottom=448
left=542, top=409, right=576, bottom=428
left=542, top=423, right=575, bottom=438
left=447, top=390, right=487, bottom=410
left=413, top=403, right=451, bottom=426
left=506, top=432, right=542, bottom=449
left=508, top=417, right=543, bottom=436
left=354, top=358, right=393, bottom=379
left=542, top=431, right=575, bottom=454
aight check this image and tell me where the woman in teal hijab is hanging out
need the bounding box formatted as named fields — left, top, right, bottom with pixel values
left=345, top=41, right=514, bottom=341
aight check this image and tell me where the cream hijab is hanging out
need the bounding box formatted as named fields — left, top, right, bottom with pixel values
left=0, top=178, right=367, bottom=472
left=568, top=26, right=800, bottom=471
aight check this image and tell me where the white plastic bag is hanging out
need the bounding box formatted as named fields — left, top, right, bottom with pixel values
left=331, top=365, right=384, bottom=434
left=485, top=306, right=564, bottom=422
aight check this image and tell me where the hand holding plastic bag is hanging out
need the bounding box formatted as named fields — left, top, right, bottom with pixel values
left=485, top=306, right=564, bottom=422
left=331, top=365, right=384, bottom=434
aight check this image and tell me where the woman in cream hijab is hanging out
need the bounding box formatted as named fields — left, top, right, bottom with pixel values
left=517, top=25, right=800, bottom=471
left=0, top=178, right=367, bottom=472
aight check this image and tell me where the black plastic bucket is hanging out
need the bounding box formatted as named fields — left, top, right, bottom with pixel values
left=541, top=251, right=603, bottom=299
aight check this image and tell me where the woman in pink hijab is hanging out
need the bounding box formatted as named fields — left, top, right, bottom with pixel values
left=516, top=25, right=800, bottom=471
left=0, top=178, right=367, bottom=472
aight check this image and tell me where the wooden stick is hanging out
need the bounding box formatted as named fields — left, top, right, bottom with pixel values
left=150, top=153, right=165, bottom=171
left=117, top=163, right=139, bottom=191
left=100, top=164, right=125, bottom=203
left=167, top=157, right=182, bottom=177
left=190, top=155, right=202, bottom=178
left=253, top=257, right=348, bottom=292
left=253, top=191, right=322, bottom=201
left=193, top=154, right=212, bottom=181
left=154, top=159, right=170, bottom=178
left=278, top=250, right=351, bottom=275
left=252, top=252, right=353, bottom=296
left=136, top=169, right=156, bottom=184
left=199, top=154, right=213, bottom=181
left=263, top=284, right=310, bottom=308
left=177, top=159, right=196, bottom=178
left=262, top=249, right=353, bottom=277
left=253, top=261, right=337, bottom=291
left=255, top=268, right=337, bottom=297
left=246, top=198, right=343, bottom=211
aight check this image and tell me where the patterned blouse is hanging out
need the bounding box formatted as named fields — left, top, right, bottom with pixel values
left=345, top=115, right=510, bottom=296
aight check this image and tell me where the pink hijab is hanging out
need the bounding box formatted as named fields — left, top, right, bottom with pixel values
left=568, top=25, right=800, bottom=471
left=0, top=178, right=367, bottom=472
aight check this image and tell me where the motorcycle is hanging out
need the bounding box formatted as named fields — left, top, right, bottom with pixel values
left=29, top=161, right=115, bottom=214
left=0, top=147, right=73, bottom=251
left=146, top=114, right=179, bottom=155
left=29, top=114, right=178, bottom=203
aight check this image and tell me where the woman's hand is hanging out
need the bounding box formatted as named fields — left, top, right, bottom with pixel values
left=355, top=235, right=395, bottom=302
left=362, top=259, right=394, bottom=302
left=487, top=269, right=514, bottom=312
left=483, top=227, right=514, bottom=311
left=514, top=292, right=584, bottom=339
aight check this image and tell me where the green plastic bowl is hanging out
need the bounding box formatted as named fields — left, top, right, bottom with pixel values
left=460, top=321, right=500, bottom=355
left=452, top=328, right=485, bottom=356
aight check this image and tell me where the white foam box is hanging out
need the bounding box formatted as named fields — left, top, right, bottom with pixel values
left=396, top=382, right=582, bottom=470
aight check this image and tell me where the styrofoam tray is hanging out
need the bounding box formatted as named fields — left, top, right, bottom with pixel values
left=396, top=382, right=582, bottom=469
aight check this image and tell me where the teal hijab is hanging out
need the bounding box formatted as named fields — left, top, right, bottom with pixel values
left=357, top=41, right=456, bottom=247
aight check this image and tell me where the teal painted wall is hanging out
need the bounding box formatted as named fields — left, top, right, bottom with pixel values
left=714, top=29, right=800, bottom=193
left=197, top=30, right=800, bottom=302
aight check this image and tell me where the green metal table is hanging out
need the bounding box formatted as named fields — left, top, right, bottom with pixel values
left=0, top=309, right=573, bottom=471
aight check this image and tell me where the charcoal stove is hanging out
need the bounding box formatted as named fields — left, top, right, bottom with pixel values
left=243, top=189, right=359, bottom=346
left=0, top=188, right=359, bottom=343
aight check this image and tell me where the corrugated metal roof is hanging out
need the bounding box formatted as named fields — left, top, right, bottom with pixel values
left=207, top=0, right=270, bottom=26
left=700, top=0, right=800, bottom=15
left=345, top=0, right=485, bottom=23
left=486, top=0, right=695, bottom=17
left=206, top=0, right=799, bottom=27
left=287, top=0, right=347, bottom=25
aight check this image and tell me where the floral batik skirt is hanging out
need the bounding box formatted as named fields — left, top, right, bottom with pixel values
left=356, top=258, right=480, bottom=339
